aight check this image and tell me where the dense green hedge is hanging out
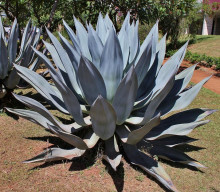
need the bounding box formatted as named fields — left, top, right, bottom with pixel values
left=166, top=50, right=220, bottom=70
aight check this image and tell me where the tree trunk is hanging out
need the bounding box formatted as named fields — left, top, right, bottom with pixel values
left=0, top=0, right=15, bottom=22
left=41, top=0, right=59, bottom=48
left=47, top=0, right=59, bottom=29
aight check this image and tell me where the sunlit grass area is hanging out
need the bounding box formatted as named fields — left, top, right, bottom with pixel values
left=188, top=35, right=220, bottom=58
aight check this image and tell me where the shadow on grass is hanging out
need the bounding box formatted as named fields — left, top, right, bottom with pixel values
left=29, top=160, right=72, bottom=170
left=125, top=161, right=171, bottom=192
left=5, top=110, right=20, bottom=120
left=26, top=137, right=125, bottom=192
left=25, top=136, right=74, bottom=149
left=159, top=159, right=205, bottom=173
left=4, top=89, right=66, bottom=120
left=119, top=145, right=171, bottom=192
left=68, top=149, right=97, bottom=171
left=29, top=147, right=98, bottom=171
left=22, top=91, right=46, bottom=103
left=0, top=92, right=24, bottom=110
left=195, top=36, right=213, bottom=43
left=24, top=136, right=206, bottom=192
left=102, top=160, right=125, bottom=192
left=22, top=91, right=54, bottom=110
left=174, top=144, right=205, bottom=153
left=55, top=115, right=73, bottom=125
left=1, top=90, right=48, bottom=111
left=27, top=139, right=101, bottom=171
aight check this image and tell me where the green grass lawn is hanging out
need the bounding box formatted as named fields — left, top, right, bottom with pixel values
left=167, top=88, right=220, bottom=191
left=139, top=25, right=220, bottom=59
left=188, top=35, right=220, bottom=58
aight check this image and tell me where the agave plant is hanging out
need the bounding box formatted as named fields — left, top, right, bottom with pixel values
left=0, top=17, right=41, bottom=100
left=7, top=13, right=215, bottom=191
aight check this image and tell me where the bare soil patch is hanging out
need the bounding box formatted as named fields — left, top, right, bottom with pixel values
left=181, top=60, right=220, bottom=94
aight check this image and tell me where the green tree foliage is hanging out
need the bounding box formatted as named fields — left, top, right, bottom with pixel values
left=0, top=0, right=199, bottom=47
left=0, top=0, right=60, bottom=30
left=77, top=0, right=200, bottom=48
left=153, top=0, right=199, bottom=48
left=0, top=0, right=30, bottom=26
left=202, top=0, right=220, bottom=16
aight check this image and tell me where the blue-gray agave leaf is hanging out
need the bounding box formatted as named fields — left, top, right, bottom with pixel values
left=49, top=69, right=87, bottom=126
left=63, top=19, right=81, bottom=53
left=96, top=13, right=107, bottom=45
left=13, top=93, right=63, bottom=127
left=128, top=20, right=140, bottom=64
left=119, top=11, right=130, bottom=32
left=154, top=43, right=187, bottom=93
left=100, top=28, right=123, bottom=101
left=88, top=23, right=103, bottom=69
left=46, top=28, right=82, bottom=95
left=0, top=17, right=5, bottom=41
left=146, top=136, right=198, bottom=147
left=104, top=13, right=114, bottom=30
left=156, top=34, right=167, bottom=74
left=20, top=29, right=38, bottom=68
left=23, top=148, right=86, bottom=163
left=118, top=18, right=129, bottom=69
left=90, top=96, right=117, bottom=140
left=127, top=67, right=176, bottom=125
left=135, top=21, right=158, bottom=68
left=146, top=120, right=209, bottom=140
left=113, top=66, right=138, bottom=125
left=103, top=136, right=122, bottom=171
left=135, top=53, right=159, bottom=101
left=12, top=93, right=84, bottom=133
left=59, top=32, right=80, bottom=73
left=6, top=108, right=54, bottom=129
left=14, top=64, right=68, bottom=113
left=158, top=108, right=216, bottom=125
left=117, top=114, right=160, bottom=145
left=16, top=20, right=32, bottom=61
left=8, top=18, right=18, bottom=69
left=47, top=124, right=88, bottom=150
left=164, top=64, right=197, bottom=100
left=175, top=64, right=197, bottom=93
left=32, top=47, right=85, bottom=106
left=78, top=56, right=106, bottom=105
left=123, top=144, right=178, bottom=192
left=0, top=36, right=8, bottom=79
left=149, top=145, right=205, bottom=168
left=135, top=38, right=153, bottom=86
left=126, top=113, right=160, bottom=145
left=157, top=76, right=211, bottom=116
left=29, top=48, right=47, bottom=72
left=40, top=41, right=66, bottom=79
left=83, top=130, right=99, bottom=148
left=74, top=16, right=92, bottom=60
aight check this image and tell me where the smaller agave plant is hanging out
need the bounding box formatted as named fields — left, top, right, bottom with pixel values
left=0, top=17, right=41, bottom=100
left=7, top=13, right=215, bottom=191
